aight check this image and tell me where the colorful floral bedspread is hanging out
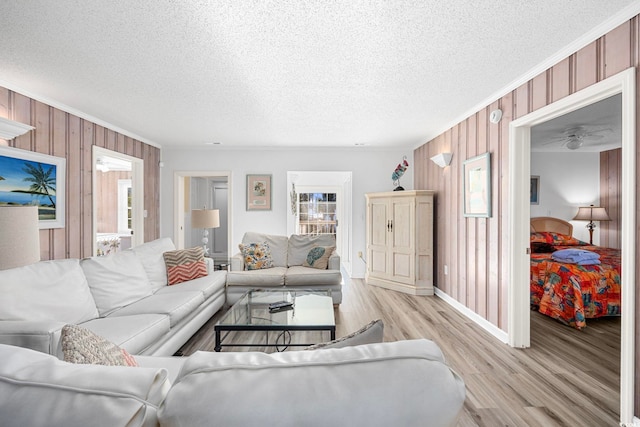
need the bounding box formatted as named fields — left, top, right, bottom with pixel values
left=530, top=238, right=621, bottom=329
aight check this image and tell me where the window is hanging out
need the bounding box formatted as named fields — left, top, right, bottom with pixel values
left=298, top=192, right=337, bottom=236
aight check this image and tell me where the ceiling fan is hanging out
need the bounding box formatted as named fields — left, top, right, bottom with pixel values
left=541, top=125, right=612, bottom=150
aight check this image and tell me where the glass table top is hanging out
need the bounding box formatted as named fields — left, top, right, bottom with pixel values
left=217, top=289, right=335, bottom=328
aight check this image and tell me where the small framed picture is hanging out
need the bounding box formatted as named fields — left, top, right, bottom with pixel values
left=246, top=174, right=272, bottom=211
left=462, top=152, right=491, bottom=218
left=530, top=176, right=540, bottom=205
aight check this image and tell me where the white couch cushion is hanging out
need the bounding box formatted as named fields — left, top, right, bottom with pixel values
left=0, top=259, right=98, bottom=324
left=81, top=250, right=153, bottom=316
left=242, top=232, right=289, bottom=267
left=285, top=265, right=342, bottom=286
left=131, top=237, right=176, bottom=291
left=226, top=266, right=287, bottom=287
left=81, top=314, right=170, bottom=355
left=108, top=292, right=205, bottom=327
left=0, top=343, right=170, bottom=427
left=158, top=340, right=466, bottom=427
left=155, top=271, right=226, bottom=299
left=288, top=234, right=337, bottom=266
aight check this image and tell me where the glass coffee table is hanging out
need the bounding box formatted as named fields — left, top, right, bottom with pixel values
left=214, top=289, right=335, bottom=352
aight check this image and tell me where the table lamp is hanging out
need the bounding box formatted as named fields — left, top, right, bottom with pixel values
left=191, top=208, right=220, bottom=255
left=572, top=204, right=610, bottom=245
left=0, top=206, right=41, bottom=270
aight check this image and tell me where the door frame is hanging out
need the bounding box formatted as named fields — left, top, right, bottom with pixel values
left=508, top=67, right=635, bottom=422
left=92, top=146, right=144, bottom=253
left=173, top=170, right=232, bottom=255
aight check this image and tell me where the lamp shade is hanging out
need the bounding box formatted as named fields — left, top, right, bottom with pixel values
left=191, top=209, right=220, bottom=229
left=573, top=206, right=611, bottom=222
left=0, top=206, right=40, bottom=270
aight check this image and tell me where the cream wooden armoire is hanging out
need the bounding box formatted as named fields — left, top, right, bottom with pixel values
left=365, top=190, right=434, bottom=296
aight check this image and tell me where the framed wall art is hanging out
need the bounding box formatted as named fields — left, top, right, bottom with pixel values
left=462, top=152, right=491, bottom=218
left=530, top=176, right=540, bottom=205
left=0, top=146, right=66, bottom=228
left=246, top=174, right=272, bottom=211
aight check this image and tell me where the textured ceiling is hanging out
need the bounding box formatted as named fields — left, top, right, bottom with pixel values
left=0, top=1, right=638, bottom=149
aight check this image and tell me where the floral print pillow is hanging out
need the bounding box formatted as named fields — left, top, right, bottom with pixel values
left=239, top=242, right=274, bottom=270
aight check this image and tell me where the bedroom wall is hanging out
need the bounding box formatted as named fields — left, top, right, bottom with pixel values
left=530, top=151, right=600, bottom=244
left=0, top=87, right=161, bottom=260
left=413, top=17, right=640, bottom=412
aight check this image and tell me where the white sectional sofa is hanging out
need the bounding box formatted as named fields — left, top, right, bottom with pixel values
left=227, top=232, right=343, bottom=305
left=0, top=339, right=466, bottom=427
left=0, top=238, right=227, bottom=357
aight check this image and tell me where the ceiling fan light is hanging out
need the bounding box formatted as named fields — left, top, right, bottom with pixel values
left=566, top=138, right=583, bottom=150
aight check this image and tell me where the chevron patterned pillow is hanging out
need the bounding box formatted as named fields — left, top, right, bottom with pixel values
left=163, top=247, right=208, bottom=286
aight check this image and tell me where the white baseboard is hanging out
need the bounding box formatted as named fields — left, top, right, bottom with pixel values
left=434, top=288, right=509, bottom=344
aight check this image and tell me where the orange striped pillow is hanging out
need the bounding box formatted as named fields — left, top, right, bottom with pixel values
left=163, top=247, right=208, bottom=286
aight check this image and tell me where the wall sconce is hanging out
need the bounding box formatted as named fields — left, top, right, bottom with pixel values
left=430, top=153, right=453, bottom=168
left=0, top=116, right=34, bottom=140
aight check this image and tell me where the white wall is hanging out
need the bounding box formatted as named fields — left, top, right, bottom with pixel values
left=159, top=147, right=414, bottom=278
left=530, top=151, right=600, bottom=244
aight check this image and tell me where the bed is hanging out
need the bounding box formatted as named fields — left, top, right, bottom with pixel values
left=530, top=216, right=621, bottom=329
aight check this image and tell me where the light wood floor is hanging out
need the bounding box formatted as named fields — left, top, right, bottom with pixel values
left=179, top=278, right=621, bottom=427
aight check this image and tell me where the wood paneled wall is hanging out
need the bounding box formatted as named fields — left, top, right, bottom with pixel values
left=96, top=170, right=132, bottom=233
left=0, top=87, right=160, bottom=260
left=414, top=17, right=640, bottom=412
left=600, top=148, right=622, bottom=249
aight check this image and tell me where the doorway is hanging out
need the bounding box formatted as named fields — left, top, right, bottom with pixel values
left=287, top=171, right=352, bottom=276
left=173, top=171, right=232, bottom=263
left=508, top=67, right=635, bottom=423
left=92, top=146, right=144, bottom=255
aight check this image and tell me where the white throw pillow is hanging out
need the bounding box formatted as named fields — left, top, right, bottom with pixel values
left=131, top=237, right=176, bottom=291
left=81, top=251, right=153, bottom=316
left=288, top=234, right=336, bottom=266
left=306, top=319, right=384, bottom=349
left=0, top=259, right=98, bottom=324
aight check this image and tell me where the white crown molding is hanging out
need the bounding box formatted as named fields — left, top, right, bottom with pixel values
left=0, top=116, right=34, bottom=140
left=0, top=79, right=161, bottom=149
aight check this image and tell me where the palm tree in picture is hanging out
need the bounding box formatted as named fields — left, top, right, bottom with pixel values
left=22, top=162, right=56, bottom=208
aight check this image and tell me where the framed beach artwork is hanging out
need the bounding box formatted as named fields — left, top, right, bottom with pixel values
left=246, top=174, right=272, bottom=211
left=462, top=152, right=491, bottom=218
left=0, top=146, right=66, bottom=228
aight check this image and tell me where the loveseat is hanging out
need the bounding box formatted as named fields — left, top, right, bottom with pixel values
left=0, top=238, right=227, bottom=357
left=227, top=232, right=343, bottom=305
left=0, top=338, right=466, bottom=426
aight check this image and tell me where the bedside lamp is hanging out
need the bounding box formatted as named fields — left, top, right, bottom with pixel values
left=572, top=205, right=610, bottom=245
left=0, top=206, right=40, bottom=270
left=191, top=208, right=220, bottom=255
